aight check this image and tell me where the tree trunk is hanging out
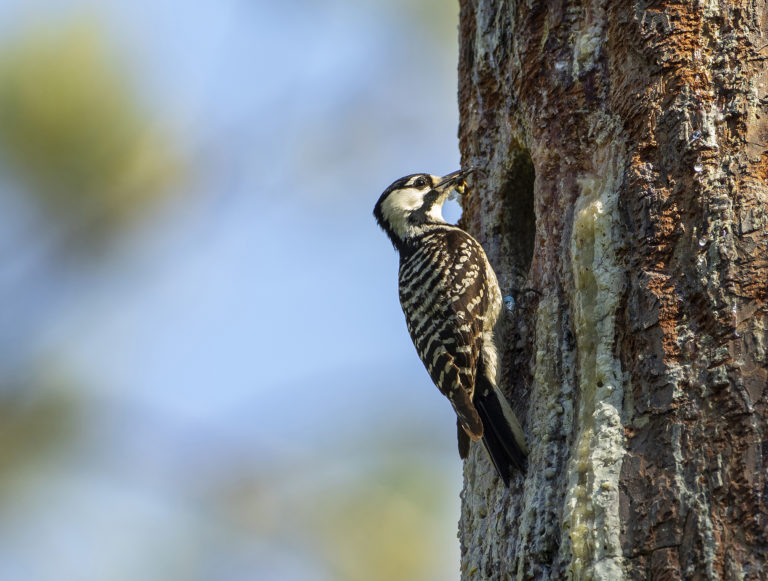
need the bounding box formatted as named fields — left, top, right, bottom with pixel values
left=456, top=1, right=768, bottom=579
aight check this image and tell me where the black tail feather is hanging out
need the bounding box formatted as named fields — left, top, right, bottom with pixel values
left=474, top=376, right=528, bottom=486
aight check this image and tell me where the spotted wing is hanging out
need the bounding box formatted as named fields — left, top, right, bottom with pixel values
left=398, top=229, right=491, bottom=440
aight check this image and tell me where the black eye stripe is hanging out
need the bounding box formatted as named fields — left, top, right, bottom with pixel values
left=379, top=173, right=435, bottom=205
left=410, top=174, right=431, bottom=189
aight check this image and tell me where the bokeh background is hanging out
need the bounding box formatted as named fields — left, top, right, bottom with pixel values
left=0, top=1, right=466, bottom=579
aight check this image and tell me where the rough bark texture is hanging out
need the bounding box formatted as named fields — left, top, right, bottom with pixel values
left=456, top=1, right=768, bottom=579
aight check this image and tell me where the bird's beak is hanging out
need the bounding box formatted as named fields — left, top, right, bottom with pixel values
left=436, top=168, right=473, bottom=194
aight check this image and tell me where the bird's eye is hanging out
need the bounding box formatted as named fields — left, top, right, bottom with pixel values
left=413, top=177, right=428, bottom=189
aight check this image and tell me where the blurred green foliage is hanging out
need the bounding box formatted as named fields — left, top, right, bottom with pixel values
left=306, top=462, right=451, bottom=581
left=0, top=17, right=183, bottom=247
left=217, top=444, right=456, bottom=581
left=0, top=372, right=78, bottom=502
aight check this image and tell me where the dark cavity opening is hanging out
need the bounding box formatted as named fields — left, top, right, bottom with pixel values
left=498, top=149, right=536, bottom=291
left=495, top=148, right=537, bottom=426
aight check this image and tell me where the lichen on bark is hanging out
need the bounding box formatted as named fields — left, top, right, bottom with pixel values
left=562, top=118, right=626, bottom=581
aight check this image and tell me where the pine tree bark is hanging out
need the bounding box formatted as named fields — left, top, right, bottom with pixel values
left=456, top=1, right=768, bottom=579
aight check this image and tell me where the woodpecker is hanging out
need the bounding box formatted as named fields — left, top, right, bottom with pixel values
left=373, top=169, right=528, bottom=486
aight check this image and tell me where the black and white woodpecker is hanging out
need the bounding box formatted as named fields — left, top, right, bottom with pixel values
left=373, top=169, right=528, bottom=486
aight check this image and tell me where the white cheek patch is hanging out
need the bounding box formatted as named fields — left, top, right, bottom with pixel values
left=381, top=188, right=424, bottom=238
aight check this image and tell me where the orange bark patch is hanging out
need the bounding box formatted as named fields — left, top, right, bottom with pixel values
left=645, top=272, right=681, bottom=358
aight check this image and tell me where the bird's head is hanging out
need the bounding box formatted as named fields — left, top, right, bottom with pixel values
left=373, top=169, right=472, bottom=249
